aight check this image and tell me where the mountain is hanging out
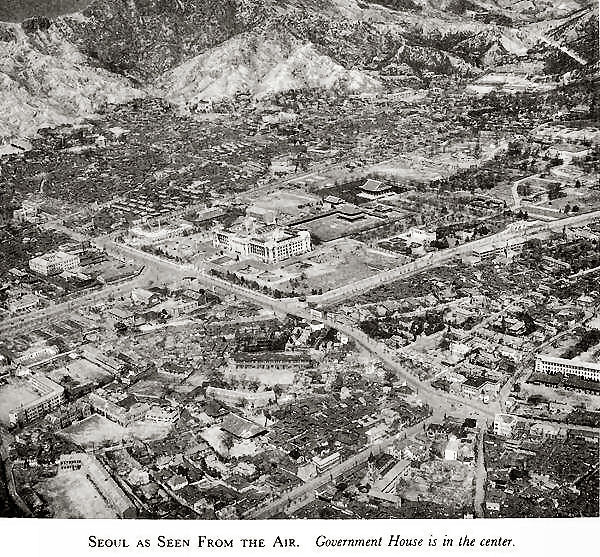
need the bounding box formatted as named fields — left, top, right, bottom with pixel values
left=156, top=28, right=382, bottom=105
left=0, top=0, right=597, bottom=140
left=0, top=21, right=142, bottom=141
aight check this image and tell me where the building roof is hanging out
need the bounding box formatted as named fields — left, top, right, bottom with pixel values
left=337, top=204, right=364, bottom=216
left=360, top=179, right=391, bottom=193
left=220, top=413, right=266, bottom=439
left=463, top=376, right=492, bottom=389
left=232, top=352, right=311, bottom=363
left=537, top=354, right=600, bottom=371
left=551, top=143, right=589, bottom=153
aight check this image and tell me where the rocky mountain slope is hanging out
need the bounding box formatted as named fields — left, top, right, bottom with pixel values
left=157, top=28, right=383, bottom=105
left=0, top=22, right=141, bottom=141
left=0, top=0, right=597, bottom=139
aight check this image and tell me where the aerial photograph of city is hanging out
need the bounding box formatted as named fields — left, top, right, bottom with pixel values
left=0, top=0, right=599, bottom=525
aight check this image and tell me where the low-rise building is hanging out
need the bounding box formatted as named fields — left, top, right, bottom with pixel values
left=546, top=143, right=591, bottom=163
left=358, top=179, right=394, bottom=200
left=230, top=352, right=312, bottom=373
left=7, top=294, right=40, bottom=315
left=29, top=251, right=80, bottom=276
left=493, top=413, right=518, bottom=437
left=205, top=386, right=275, bottom=408
left=145, top=406, right=179, bottom=424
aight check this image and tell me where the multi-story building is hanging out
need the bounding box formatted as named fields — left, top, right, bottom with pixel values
left=13, top=344, right=59, bottom=365
left=8, top=375, right=65, bottom=426
left=88, top=391, right=149, bottom=426
left=13, top=201, right=39, bottom=223
left=535, top=354, right=600, bottom=382
left=312, top=452, right=341, bottom=475
left=206, top=386, right=275, bottom=408
left=129, top=222, right=193, bottom=245
left=29, top=251, right=80, bottom=276
left=213, top=221, right=311, bottom=264
left=493, top=413, right=518, bottom=437
left=230, top=352, right=313, bottom=373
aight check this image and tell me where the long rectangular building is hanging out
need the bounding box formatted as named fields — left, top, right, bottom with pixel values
left=534, top=354, right=600, bottom=382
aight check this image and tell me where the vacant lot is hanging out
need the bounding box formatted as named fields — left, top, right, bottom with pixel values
left=61, top=414, right=126, bottom=448
left=37, top=471, right=117, bottom=519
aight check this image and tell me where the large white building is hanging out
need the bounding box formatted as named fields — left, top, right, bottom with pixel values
left=213, top=221, right=311, bottom=264
left=535, top=354, right=600, bottom=382
left=8, top=375, right=65, bottom=426
left=29, top=251, right=80, bottom=276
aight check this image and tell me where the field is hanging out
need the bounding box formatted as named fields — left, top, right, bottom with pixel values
left=37, top=472, right=117, bottom=519
left=293, top=212, right=386, bottom=242
left=48, top=358, right=113, bottom=389
left=62, top=414, right=172, bottom=448
left=259, top=239, right=400, bottom=294
left=61, top=414, right=126, bottom=448
left=293, top=240, right=399, bottom=292
left=0, top=380, right=41, bottom=425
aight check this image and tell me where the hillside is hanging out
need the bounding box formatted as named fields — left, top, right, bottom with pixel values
left=156, top=29, right=382, bottom=105
left=0, top=0, right=597, bottom=140
left=0, top=22, right=142, bottom=141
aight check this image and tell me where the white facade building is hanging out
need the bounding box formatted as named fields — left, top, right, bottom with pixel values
left=535, top=354, right=600, bottom=382
left=213, top=222, right=311, bottom=264
left=493, top=413, right=518, bottom=437
left=29, top=251, right=80, bottom=276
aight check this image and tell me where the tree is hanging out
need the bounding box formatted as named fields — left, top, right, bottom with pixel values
left=223, top=434, right=235, bottom=458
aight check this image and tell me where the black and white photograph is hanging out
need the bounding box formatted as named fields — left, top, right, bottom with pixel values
left=0, top=1, right=598, bottom=552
